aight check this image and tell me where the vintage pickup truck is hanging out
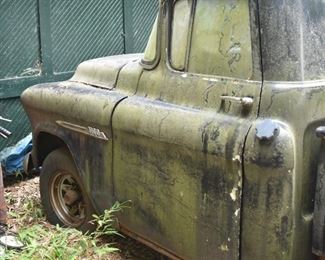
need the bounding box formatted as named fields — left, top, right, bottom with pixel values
left=21, top=0, right=324, bottom=259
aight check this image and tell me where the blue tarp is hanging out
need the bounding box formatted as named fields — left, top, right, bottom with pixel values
left=0, top=134, right=32, bottom=175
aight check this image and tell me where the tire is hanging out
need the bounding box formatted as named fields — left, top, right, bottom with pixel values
left=40, top=148, right=95, bottom=233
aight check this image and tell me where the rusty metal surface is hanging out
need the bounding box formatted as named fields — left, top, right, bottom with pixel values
left=71, top=54, right=142, bottom=89
left=259, top=0, right=325, bottom=81
left=119, top=224, right=183, bottom=260
left=242, top=80, right=325, bottom=260
left=313, top=142, right=325, bottom=256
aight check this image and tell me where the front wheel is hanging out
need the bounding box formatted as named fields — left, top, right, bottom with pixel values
left=40, top=148, right=95, bottom=232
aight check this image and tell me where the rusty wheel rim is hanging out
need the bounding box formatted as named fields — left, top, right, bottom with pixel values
left=50, top=171, right=86, bottom=227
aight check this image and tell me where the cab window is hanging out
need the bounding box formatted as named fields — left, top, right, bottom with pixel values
left=170, top=0, right=254, bottom=80
left=170, top=0, right=192, bottom=71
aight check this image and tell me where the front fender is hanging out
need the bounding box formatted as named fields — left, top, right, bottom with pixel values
left=21, top=81, right=124, bottom=214
left=32, top=122, right=114, bottom=215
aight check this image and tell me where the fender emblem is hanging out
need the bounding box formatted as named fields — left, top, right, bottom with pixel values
left=56, top=121, right=109, bottom=141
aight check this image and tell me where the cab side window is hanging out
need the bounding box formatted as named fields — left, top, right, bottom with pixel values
left=170, top=0, right=192, bottom=71
left=171, top=0, right=254, bottom=80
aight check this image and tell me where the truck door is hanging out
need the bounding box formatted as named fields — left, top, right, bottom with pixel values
left=112, top=0, right=262, bottom=259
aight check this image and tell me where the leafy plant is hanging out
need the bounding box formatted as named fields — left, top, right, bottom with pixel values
left=4, top=189, right=130, bottom=260
left=91, top=201, right=131, bottom=239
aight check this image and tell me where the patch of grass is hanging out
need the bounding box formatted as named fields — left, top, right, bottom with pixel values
left=4, top=185, right=129, bottom=260
left=5, top=223, right=121, bottom=260
left=7, top=193, right=42, bottom=226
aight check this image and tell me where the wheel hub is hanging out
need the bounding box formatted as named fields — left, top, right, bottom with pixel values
left=50, top=171, right=86, bottom=227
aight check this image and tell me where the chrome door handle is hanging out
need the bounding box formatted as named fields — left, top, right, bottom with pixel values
left=220, top=96, right=254, bottom=108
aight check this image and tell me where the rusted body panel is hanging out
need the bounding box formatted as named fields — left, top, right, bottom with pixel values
left=242, top=1, right=324, bottom=259
left=71, top=54, right=142, bottom=89
left=22, top=54, right=144, bottom=213
left=113, top=97, right=250, bottom=259
left=21, top=0, right=325, bottom=259
left=242, top=81, right=325, bottom=260
left=110, top=3, right=262, bottom=254
left=21, top=82, right=123, bottom=211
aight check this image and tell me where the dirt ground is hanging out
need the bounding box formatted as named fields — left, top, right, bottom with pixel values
left=4, top=175, right=163, bottom=260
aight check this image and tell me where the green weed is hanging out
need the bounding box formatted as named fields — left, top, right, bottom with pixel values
left=3, top=195, right=128, bottom=260
left=91, top=201, right=131, bottom=239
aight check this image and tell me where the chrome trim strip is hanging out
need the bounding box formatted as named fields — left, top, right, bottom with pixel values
left=56, top=120, right=109, bottom=141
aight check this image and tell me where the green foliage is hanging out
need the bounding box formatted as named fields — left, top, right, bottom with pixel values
left=91, top=201, right=131, bottom=239
left=7, top=193, right=42, bottom=224
left=3, top=196, right=129, bottom=260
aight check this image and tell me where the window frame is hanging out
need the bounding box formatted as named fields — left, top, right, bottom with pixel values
left=166, top=0, right=262, bottom=81
left=140, top=1, right=164, bottom=70
left=167, top=0, right=196, bottom=72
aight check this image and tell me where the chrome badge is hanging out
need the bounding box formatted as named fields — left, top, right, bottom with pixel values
left=56, top=121, right=109, bottom=141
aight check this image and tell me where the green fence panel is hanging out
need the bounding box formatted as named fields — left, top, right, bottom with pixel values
left=51, top=0, right=125, bottom=73
left=0, top=0, right=41, bottom=79
left=124, top=0, right=159, bottom=53
left=0, top=0, right=158, bottom=151
left=132, top=0, right=159, bottom=52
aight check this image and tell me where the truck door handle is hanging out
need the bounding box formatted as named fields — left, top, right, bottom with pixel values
left=220, top=96, right=254, bottom=108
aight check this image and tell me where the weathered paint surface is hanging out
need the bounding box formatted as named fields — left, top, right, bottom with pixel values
left=21, top=81, right=122, bottom=211
left=313, top=144, right=325, bottom=256
left=21, top=0, right=325, bottom=259
left=242, top=80, right=325, bottom=260
left=112, top=96, right=254, bottom=259
left=71, top=54, right=142, bottom=89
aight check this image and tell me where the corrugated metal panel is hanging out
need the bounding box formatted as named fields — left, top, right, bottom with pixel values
left=50, top=0, right=125, bottom=73
left=0, top=98, right=30, bottom=149
left=132, top=1, right=159, bottom=52
left=0, top=0, right=40, bottom=79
